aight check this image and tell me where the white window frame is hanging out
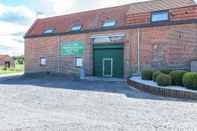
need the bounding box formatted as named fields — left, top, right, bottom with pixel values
left=71, top=25, right=82, bottom=31
left=102, top=58, right=113, bottom=77
left=151, top=10, right=169, bottom=23
left=40, top=57, right=47, bottom=66
left=43, top=27, right=56, bottom=34
left=75, top=57, right=83, bottom=67
left=102, top=20, right=116, bottom=27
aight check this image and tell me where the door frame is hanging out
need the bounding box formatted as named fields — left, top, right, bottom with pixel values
left=102, top=58, right=113, bottom=77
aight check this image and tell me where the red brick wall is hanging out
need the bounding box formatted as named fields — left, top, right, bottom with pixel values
left=171, top=6, right=197, bottom=21
left=25, top=36, right=59, bottom=73
left=0, top=57, right=15, bottom=67
left=127, top=12, right=150, bottom=25
left=25, top=30, right=131, bottom=77
left=129, top=24, right=197, bottom=71
left=25, top=23, right=197, bottom=77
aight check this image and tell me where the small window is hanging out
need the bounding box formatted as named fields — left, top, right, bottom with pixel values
left=71, top=25, right=82, bottom=31
left=102, top=20, right=116, bottom=27
left=43, top=27, right=56, bottom=34
left=75, top=57, right=83, bottom=67
left=40, top=57, right=47, bottom=66
left=151, top=11, right=169, bottom=22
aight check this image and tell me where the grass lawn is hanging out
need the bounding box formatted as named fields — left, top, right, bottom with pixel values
left=0, top=64, right=24, bottom=75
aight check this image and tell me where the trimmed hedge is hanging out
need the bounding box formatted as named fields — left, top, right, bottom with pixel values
left=160, top=69, right=173, bottom=74
left=169, top=70, right=187, bottom=86
left=156, top=74, right=172, bottom=86
left=152, top=71, right=161, bottom=82
left=141, top=70, right=154, bottom=80
left=183, top=72, right=197, bottom=90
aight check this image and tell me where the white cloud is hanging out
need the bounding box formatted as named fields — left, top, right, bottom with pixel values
left=96, top=0, right=149, bottom=9
left=48, top=0, right=77, bottom=15
left=0, top=4, right=35, bottom=56
left=0, top=4, right=36, bottom=23
left=0, top=21, right=26, bottom=56
left=41, top=0, right=149, bottom=16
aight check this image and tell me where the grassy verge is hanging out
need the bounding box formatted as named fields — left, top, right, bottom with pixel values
left=0, top=64, right=24, bottom=75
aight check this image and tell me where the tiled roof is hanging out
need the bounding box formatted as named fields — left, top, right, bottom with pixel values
left=0, top=55, right=9, bottom=60
left=26, top=4, right=130, bottom=37
left=127, top=0, right=196, bottom=14
left=25, top=0, right=196, bottom=37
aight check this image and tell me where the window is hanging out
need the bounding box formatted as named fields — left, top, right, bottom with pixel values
left=40, top=57, right=47, bottom=66
left=75, top=57, right=83, bottom=67
left=43, top=27, right=56, bottom=34
left=102, top=20, right=116, bottom=27
left=71, top=25, right=82, bottom=31
left=151, top=11, right=169, bottom=22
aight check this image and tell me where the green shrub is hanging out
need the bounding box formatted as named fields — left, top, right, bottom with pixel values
left=10, top=68, right=15, bottom=71
left=128, top=69, right=133, bottom=78
left=152, top=71, right=161, bottom=81
left=141, top=70, right=154, bottom=80
left=169, top=70, right=187, bottom=86
left=160, top=69, right=173, bottom=74
left=156, top=74, right=172, bottom=86
left=3, top=67, right=7, bottom=70
left=183, top=72, right=197, bottom=90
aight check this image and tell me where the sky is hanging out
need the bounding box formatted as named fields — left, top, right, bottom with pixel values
left=0, top=0, right=195, bottom=56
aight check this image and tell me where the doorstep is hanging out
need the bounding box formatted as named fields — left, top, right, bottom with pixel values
left=84, top=76, right=126, bottom=82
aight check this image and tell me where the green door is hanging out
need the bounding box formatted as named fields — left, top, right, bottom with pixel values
left=93, top=44, right=124, bottom=78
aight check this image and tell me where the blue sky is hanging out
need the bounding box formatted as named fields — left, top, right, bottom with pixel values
left=1, top=0, right=196, bottom=56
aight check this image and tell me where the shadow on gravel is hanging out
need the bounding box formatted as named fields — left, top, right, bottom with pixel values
left=0, top=74, right=194, bottom=102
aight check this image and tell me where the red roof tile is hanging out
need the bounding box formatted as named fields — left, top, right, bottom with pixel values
left=127, top=0, right=196, bottom=14
left=26, top=4, right=130, bottom=37
left=0, top=55, right=9, bottom=60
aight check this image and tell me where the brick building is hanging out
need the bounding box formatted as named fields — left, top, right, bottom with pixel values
left=25, top=0, right=197, bottom=78
left=0, top=55, right=15, bottom=68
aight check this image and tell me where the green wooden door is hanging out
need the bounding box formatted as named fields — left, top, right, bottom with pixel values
left=93, top=44, right=124, bottom=78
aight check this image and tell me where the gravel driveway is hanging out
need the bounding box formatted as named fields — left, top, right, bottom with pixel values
left=0, top=75, right=197, bottom=131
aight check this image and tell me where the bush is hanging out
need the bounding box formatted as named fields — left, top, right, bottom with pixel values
left=160, top=69, right=173, bottom=74
left=3, top=67, right=7, bottom=70
left=169, top=70, right=187, bottom=86
left=141, top=70, right=154, bottom=80
left=156, top=74, right=172, bottom=86
left=10, top=68, right=15, bottom=71
left=128, top=70, right=133, bottom=78
left=183, top=72, right=197, bottom=90
left=152, top=71, right=161, bottom=81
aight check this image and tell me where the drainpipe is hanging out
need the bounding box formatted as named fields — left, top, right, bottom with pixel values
left=57, top=36, right=61, bottom=73
left=137, top=28, right=141, bottom=74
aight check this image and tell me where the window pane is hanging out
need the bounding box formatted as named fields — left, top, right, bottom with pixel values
left=103, top=20, right=116, bottom=27
left=76, top=57, right=83, bottom=67
left=40, top=57, right=47, bottom=65
left=151, top=11, right=169, bottom=22
left=71, top=25, right=82, bottom=31
left=43, top=28, right=55, bottom=34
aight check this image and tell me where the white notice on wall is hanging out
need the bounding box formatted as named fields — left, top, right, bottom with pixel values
left=76, top=58, right=83, bottom=67
left=40, top=58, right=47, bottom=65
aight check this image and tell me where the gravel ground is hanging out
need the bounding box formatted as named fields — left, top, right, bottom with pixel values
left=0, top=76, right=197, bottom=131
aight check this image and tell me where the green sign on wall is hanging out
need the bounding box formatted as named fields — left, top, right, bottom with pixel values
left=61, top=41, right=85, bottom=56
